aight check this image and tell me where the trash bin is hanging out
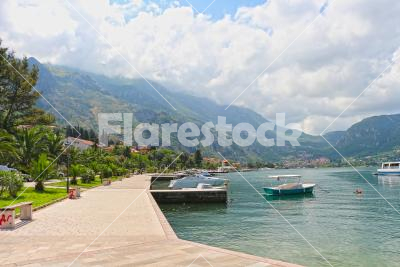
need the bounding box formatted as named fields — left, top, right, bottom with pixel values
left=75, top=187, right=81, bottom=198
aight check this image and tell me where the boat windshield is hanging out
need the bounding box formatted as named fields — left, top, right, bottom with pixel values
left=269, top=175, right=302, bottom=179
left=382, top=162, right=400, bottom=169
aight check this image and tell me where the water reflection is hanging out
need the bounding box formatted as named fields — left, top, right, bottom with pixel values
left=161, top=202, right=228, bottom=213
left=377, top=175, right=400, bottom=187
left=263, top=193, right=316, bottom=201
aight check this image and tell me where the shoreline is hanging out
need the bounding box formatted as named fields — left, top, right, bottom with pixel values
left=0, top=175, right=303, bottom=266
left=146, top=175, right=303, bottom=267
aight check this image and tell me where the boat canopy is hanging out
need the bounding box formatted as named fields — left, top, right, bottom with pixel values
left=268, top=175, right=302, bottom=179
left=381, top=162, right=400, bottom=169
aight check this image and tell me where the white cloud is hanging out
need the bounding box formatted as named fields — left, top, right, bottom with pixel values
left=0, top=0, right=399, bottom=135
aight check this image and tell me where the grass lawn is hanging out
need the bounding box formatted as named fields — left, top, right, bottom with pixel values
left=48, top=176, right=123, bottom=189
left=0, top=187, right=67, bottom=209
left=48, top=178, right=102, bottom=189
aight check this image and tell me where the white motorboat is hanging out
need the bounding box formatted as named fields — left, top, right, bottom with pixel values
left=199, top=171, right=212, bottom=177
left=168, top=174, right=227, bottom=189
left=377, top=162, right=400, bottom=175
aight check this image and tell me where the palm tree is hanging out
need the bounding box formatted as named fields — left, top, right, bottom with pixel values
left=16, top=127, right=46, bottom=172
left=46, top=132, right=64, bottom=160
left=79, top=148, right=97, bottom=166
left=70, top=164, right=81, bottom=185
left=31, top=153, right=53, bottom=191
left=0, top=130, right=17, bottom=163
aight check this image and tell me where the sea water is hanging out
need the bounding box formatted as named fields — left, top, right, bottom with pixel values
left=159, top=168, right=400, bottom=267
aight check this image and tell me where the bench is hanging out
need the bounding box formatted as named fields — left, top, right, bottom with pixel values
left=0, top=202, right=33, bottom=229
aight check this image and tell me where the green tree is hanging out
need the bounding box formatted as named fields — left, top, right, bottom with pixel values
left=0, top=171, right=24, bottom=197
left=0, top=130, right=17, bottom=163
left=179, top=152, right=189, bottom=169
left=81, top=167, right=95, bottom=183
left=194, top=149, right=203, bottom=167
left=0, top=43, right=45, bottom=131
left=123, top=146, right=131, bottom=158
left=70, top=164, right=81, bottom=185
left=30, top=153, right=53, bottom=191
left=16, top=127, right=47, bottom=172
left=46, top=132, right=64, bottom=160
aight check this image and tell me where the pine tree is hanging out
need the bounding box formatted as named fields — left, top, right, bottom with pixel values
left=0, top=41, right=52, bottom=132
left=194, top=149, right=203, bottom=167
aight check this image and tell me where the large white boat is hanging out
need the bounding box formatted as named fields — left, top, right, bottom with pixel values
left=168, top=174, right=227, bottom=189
left=377, top=162, right=400, bottom=175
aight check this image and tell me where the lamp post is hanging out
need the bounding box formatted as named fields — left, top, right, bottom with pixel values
left=66, top=154, right=70, bottom=193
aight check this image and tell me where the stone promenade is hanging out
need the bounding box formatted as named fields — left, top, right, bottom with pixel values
left=0, top=175, right=302, bottom=267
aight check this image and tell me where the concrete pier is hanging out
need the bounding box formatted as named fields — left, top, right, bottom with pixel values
left=0, top=175, right=303, bottom=267
left=151, top=188, right=227, bottom=203
left=151, top=174, right=184, bottom=182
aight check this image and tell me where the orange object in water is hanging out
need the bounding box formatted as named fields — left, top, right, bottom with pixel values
left=354, top=188, right=363, bottom=194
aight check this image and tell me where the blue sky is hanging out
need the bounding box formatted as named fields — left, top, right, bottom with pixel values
left=111, top=0, right=267, bottom=19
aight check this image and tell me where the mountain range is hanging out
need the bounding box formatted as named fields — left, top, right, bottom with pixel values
left=29, top=57, right=400, bottom=163
left=324, top=114, right=400, bottom=158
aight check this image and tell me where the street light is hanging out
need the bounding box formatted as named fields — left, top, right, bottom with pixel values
left=66, top=153, right=70, bottom=193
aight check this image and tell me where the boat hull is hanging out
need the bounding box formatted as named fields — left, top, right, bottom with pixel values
left=377, top=169, right=400, bottom=176
left=263, top=184, right=315, bottom=196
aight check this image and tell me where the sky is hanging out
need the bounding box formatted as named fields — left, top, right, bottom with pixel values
left=0, top=0, right=400, bottom=135
left=110, top=0, right=267, bottom=19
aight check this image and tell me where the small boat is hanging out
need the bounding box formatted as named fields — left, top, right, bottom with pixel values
left=199, top=171, right=212, bottom=177
left=168, top=174, right=227, bottom=189
left=263, top=175, right=315, bottom=196
left=197, top=183, right=213, bottom=189
left=377, top=162, right=400, bottom=175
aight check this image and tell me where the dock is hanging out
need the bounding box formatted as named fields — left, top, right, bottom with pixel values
left=151, top=188, right=227, bottom=203
left=0, top=175, right=302, bottom=267
left=151, top=174, right=184, bottom=182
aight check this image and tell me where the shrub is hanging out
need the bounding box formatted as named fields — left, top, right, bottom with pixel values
left=0, top=171, right=24, bottom=197
left=81, top=168, right=95, bottom=183
left=101, top=167, right=112, bottom=178
left=115, top=167, right=128, bottom=176
left=146, top=166, right=156, bottom=173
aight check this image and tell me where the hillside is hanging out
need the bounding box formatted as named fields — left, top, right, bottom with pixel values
left=29, top=57, right=333, bottom=162
left=323, top=131, right=346, bottom=145
left=325, top=114, right=400, bottom=157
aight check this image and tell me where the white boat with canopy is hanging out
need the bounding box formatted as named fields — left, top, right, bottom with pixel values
left=168, top=174, right=227, bottom=189
left=377, top=162, right=400, bottom=175
left=263, top=175, right=315, bottom=196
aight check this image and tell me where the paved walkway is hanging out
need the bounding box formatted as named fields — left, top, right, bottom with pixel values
left=0, top=175, right=302, bottom=267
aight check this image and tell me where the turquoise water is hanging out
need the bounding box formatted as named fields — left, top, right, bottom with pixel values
left=159, top=168, right=400, bottom=267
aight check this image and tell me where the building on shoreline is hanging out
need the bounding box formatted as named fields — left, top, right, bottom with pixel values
left=65, top=137, right=95, bottom=150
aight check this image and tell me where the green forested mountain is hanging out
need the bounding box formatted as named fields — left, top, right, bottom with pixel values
left=323, top=131, right=346, bottom=145
left=32, top=58, right=400, bottom=162
left=28, top=57, right=338, bottom=162
left=324, top=114, right=400, bottom=157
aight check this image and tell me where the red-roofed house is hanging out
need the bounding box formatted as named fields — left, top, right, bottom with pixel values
left=65, top=137, right=94, bottom=150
